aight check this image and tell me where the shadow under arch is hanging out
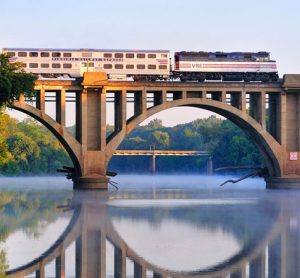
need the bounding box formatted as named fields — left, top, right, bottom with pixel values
left=11, top=101, right=82, bottom=176
left=108, top=98, right=283, bottom=177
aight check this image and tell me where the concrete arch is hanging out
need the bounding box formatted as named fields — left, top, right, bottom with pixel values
left=11, top=100, right=83, bottom=176
left=107, top=98, right=284, bottom=177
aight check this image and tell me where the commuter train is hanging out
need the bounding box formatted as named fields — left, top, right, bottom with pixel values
left=2, top=48, right=278, bottom=82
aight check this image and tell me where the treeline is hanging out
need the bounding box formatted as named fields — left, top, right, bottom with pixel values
left=0, top=113, right=72, bottom=175
left=0, top=113, right=263, bottom=175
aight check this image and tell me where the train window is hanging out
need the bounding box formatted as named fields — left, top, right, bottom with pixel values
left=18, top=52, right=27, bottom=57
left=161, top=54, right=168, bottom=58
left=41, top=52, right=50, bottom=57
left=82, top=52, right=92, bottom=58
left=6, top=52, right=16, bottom=57
left=104, top=53, right=112, bottom=58
left=41, top=63, right=49, bottom=68
left=21, top=63, right=27, bottom=68
left=115, top=64, right=124, bottom=69
left=29, top=52, right=38, bottom=57
left=126, top=64, right=134, bottom=69
left=137, top=54, right=146, bottom=59
left=148, top=65, right=156, bottom=69
left=104, top=64, right=112, bottom=69
left=159, top=65, right=167, bottom=70
left=63, top=63, right=72, bottom=68
left=137, top=64, right=145, bottom=69
left=52, top=52, right=61, bottom=57
left=88, top=62, right=94, bottom=67
left=81, top=62, right=87, bottom=67
left=29, top=63, right=38, bottom=68
left=115, top=53, right=124, bottom=58
left=148, top=54, right=156, bottom=59
left=216, top=54, right=227, bottom=58
left=63, top=53, right=72, bottom=58
left=126, top=53, right=134, bottom=59
left=52, top=63, right=61, bottom=68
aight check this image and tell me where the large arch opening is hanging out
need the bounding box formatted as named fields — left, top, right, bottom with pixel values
left=108, top=100, right=282, bottom=178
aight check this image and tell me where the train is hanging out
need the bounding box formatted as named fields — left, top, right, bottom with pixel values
left=2, top=48, right=278, bottom=82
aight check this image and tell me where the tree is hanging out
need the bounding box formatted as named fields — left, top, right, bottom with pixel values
left=0, top=54, right=36, bottom=108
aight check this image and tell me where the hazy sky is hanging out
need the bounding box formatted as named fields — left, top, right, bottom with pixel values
left=2, top=0, right=300, bottom=125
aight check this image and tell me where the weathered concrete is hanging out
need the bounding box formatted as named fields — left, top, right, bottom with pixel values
left=10, top=73, right=300, bottom=189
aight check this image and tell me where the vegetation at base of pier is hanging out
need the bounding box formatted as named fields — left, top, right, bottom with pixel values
left=0, top=112, right=263, bottom=175
left=0, top=54, right=36, bottom=108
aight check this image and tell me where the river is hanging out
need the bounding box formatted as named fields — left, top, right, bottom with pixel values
left=0, top=175, right=298, bottom=277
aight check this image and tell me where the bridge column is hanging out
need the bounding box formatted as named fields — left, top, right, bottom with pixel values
left=249, top=251, right=266, bottom=278
left=55, top=252, right=65, bottom=278
left=114, top=246, right=126, bottom=278
left=36, top=88, right=45, bottom=113
left=134, top=262, right=146, bottom=278
left=150, top=154, right=156, bottom=175
left=73, top=84, right=109, bottom=189
left=115, top=90, right=127, bottom=133
left=207, top=156, right=213, bottom=175
left=56, top=89, right=66, bottom=126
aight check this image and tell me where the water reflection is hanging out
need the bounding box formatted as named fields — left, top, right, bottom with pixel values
left=2, top=181, right=300, bottom=278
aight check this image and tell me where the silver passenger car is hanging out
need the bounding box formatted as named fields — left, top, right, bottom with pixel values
left=2, top=48, right=171, bottom=80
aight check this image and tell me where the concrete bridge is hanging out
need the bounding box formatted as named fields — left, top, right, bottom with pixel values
left=6, top=190, right=299, bottom=278
left=11, top=73, right=300, bottom=189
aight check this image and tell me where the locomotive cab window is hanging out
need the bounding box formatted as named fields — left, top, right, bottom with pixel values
left=41, top=52, right=50, bottom=57
left=137, top=54, right=146, bottom=59
left=52, top=52, right=61, bottom=57
left=18, top=52, right=27, bottom=57
left=29, top=52, right=38, bottom=57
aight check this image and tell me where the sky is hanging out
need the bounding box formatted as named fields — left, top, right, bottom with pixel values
left=2, top=0, right=300, bottom=126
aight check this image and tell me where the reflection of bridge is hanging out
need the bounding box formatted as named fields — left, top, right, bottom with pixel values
left=11, top=73, right=300, bottom=189
left=114, top=150, right=213, bottom=175
left=6, top=191, right=300, bottom=278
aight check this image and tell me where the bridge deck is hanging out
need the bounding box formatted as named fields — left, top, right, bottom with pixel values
left=114, top=150, right=211, bottom=156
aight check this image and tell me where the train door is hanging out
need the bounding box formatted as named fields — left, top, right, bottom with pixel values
left=80, top=61, right=95, bottom=75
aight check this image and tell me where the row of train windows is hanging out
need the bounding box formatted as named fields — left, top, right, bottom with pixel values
left=23, top=63, right=168, bottom=70
left=6, top=52, right=167, bottom=59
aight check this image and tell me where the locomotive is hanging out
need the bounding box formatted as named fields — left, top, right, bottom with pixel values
left=2, top=48, right=278, bottom=82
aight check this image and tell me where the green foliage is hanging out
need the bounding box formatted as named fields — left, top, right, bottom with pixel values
left=0, top=54, right=36, bottom=108
left=109, top=116, right=264, bottom=173
left=0, top=112, right=72, bottom=175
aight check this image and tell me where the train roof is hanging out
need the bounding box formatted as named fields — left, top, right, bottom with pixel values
left=2, top=48, right=170, bottom=54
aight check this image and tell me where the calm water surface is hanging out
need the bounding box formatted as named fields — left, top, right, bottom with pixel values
left=0, top=175, right=299, bottom=277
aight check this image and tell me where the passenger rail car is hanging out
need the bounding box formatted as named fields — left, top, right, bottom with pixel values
left=2, top=48, right=171, bottom=80
left=174, top=51, right=278, bottom=82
